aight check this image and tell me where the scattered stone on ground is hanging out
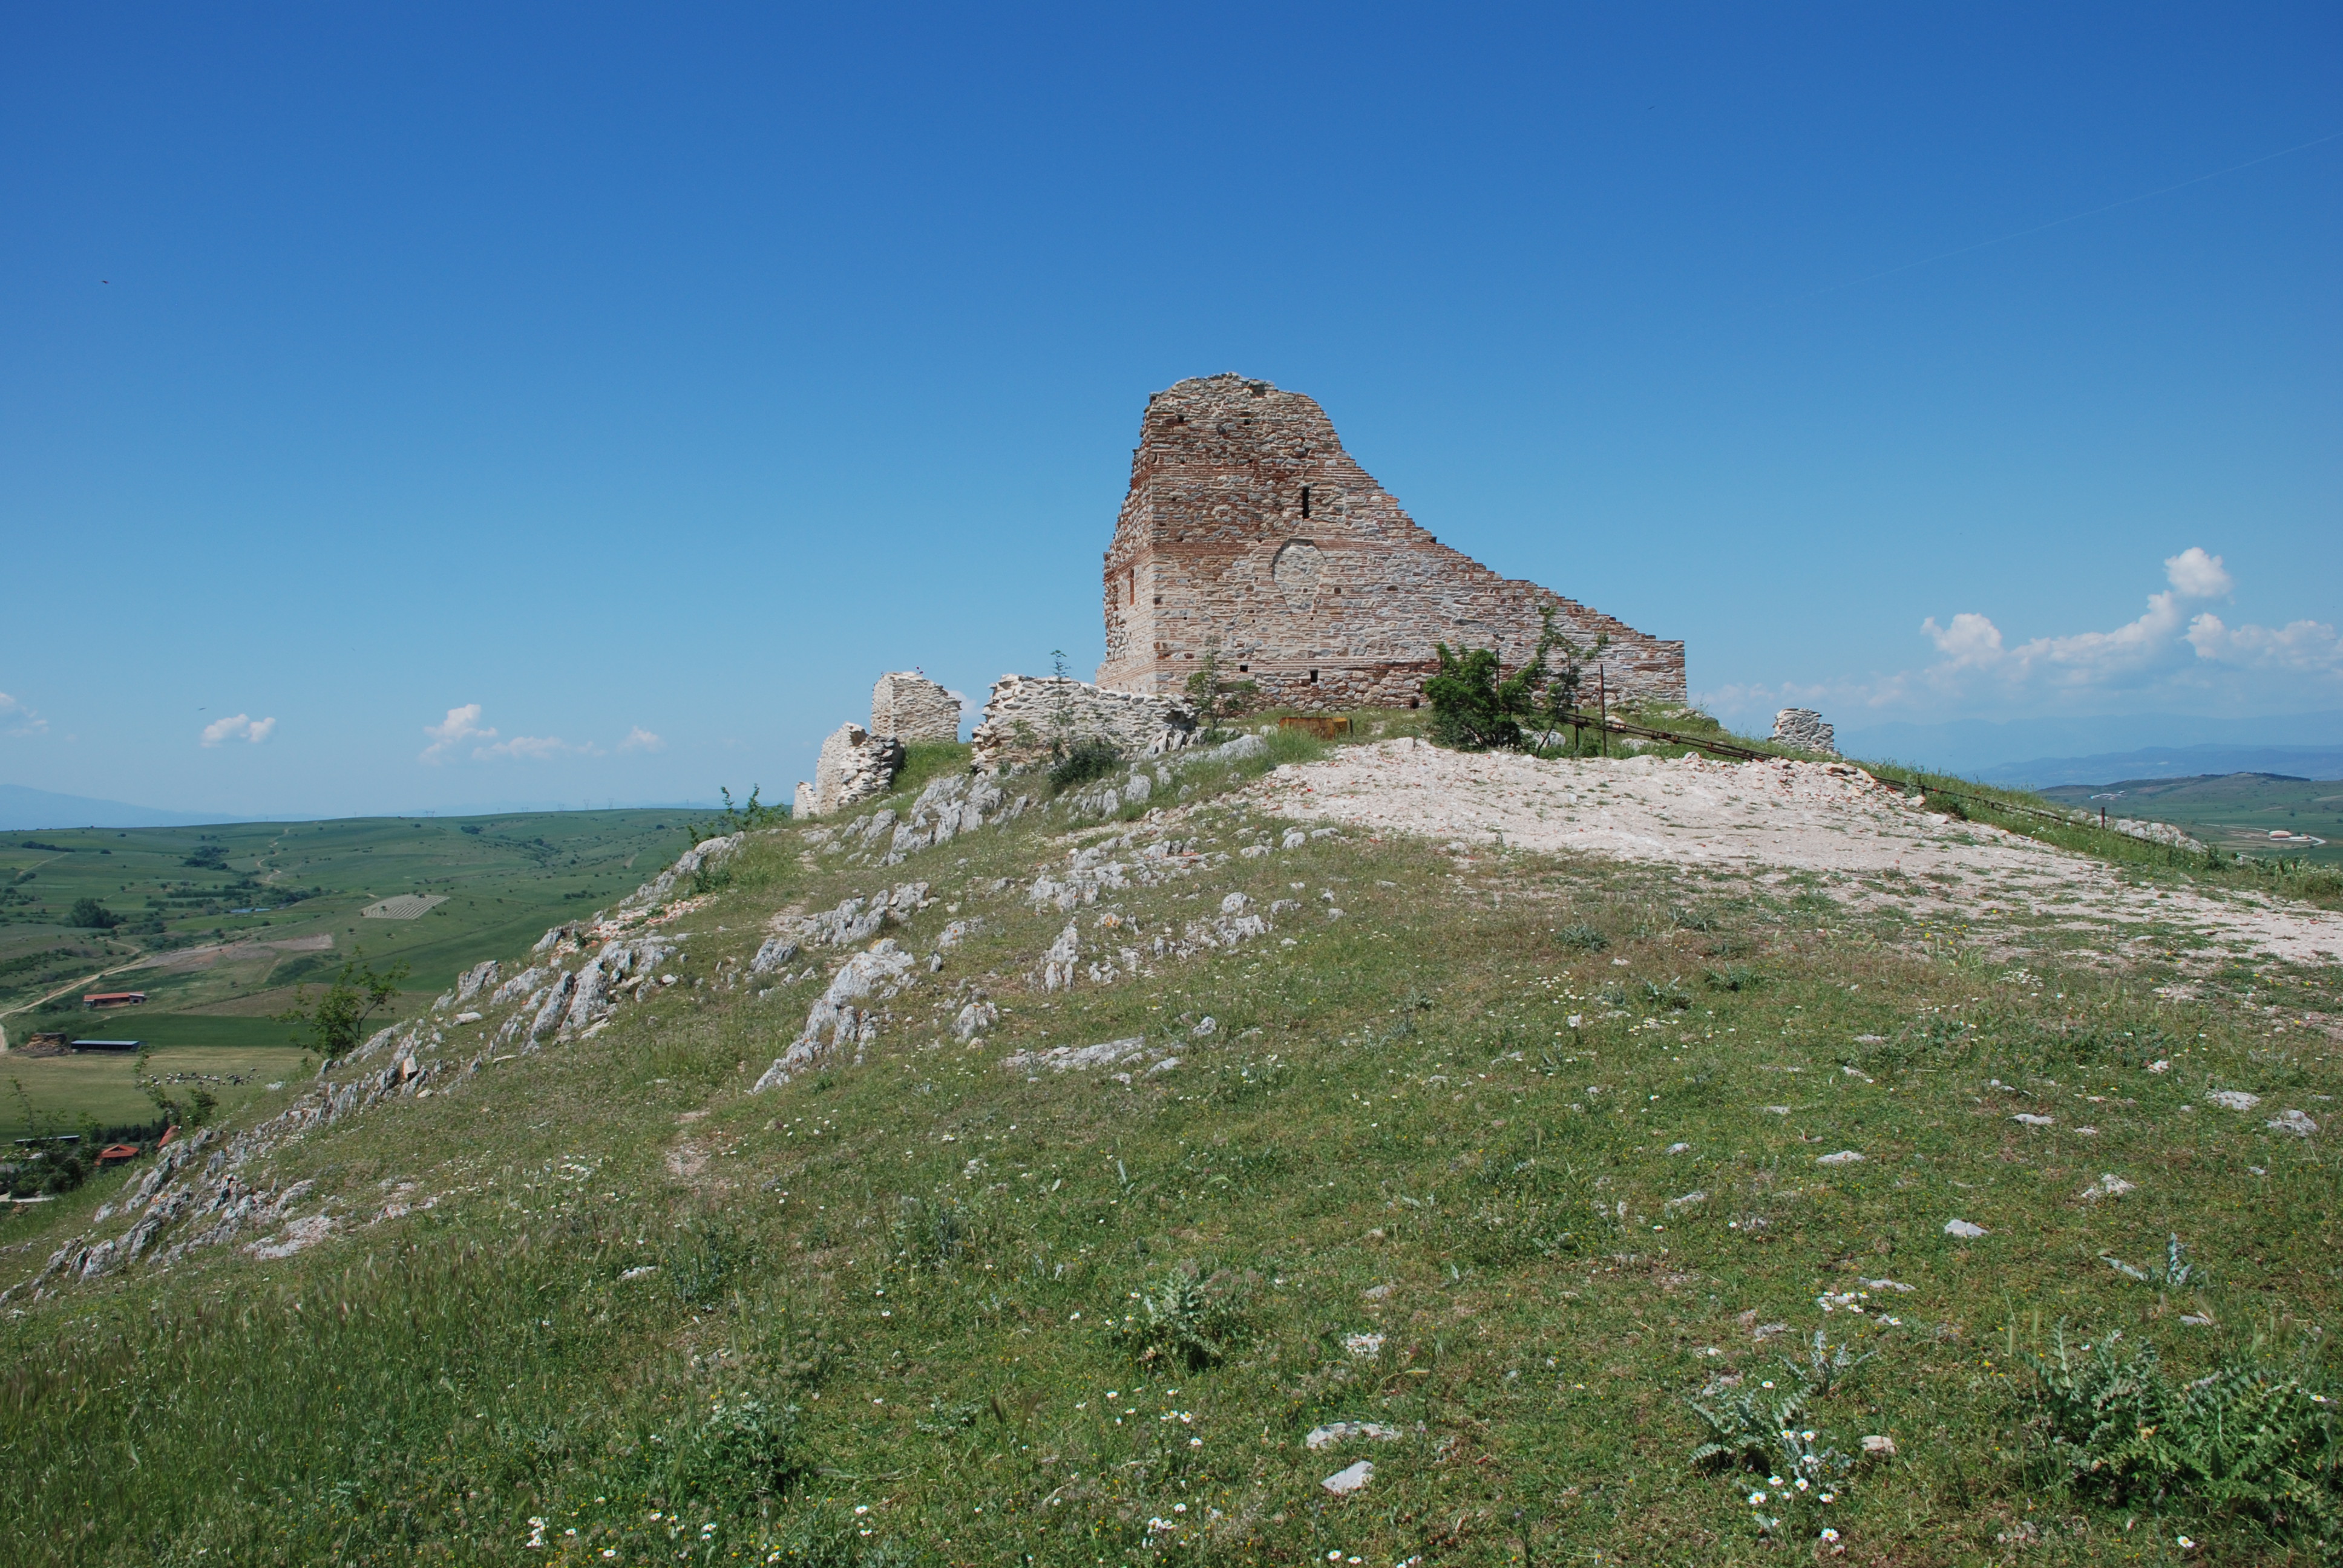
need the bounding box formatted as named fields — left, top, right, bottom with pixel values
left=1306, top=1422, right=1401, bottom=1451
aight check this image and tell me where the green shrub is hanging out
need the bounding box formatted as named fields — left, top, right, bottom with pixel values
left=1688, top=1384, right=1809, bottom=1472
left=67, top=898, right=120, bottom=929
left=1107, top=1266, right=1251, bottom=1369
left=667, top=1222, right=742, bottom=1308
left=1048, top=739, right=1123, bottom=793
left=674, top=1394, right=802, bottom=1507
left=2022, top=1330, right=2342, bottom=1540
left=1556, top=923, right=1608, bottom=953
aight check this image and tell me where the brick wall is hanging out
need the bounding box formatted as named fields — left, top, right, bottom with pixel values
left=1095, top=374, right=1686, bottom=709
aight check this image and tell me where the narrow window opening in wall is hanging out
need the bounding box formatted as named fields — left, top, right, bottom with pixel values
left=1408, top=697, right=1420, bottom=709
left=1237, top=664, right=1248, bottom=672
left=1153, top=596, right=1163, bottom=606
left=1300, top=485, right=1311, bottom=518
left=1309, top=669, right=1319, bottom=684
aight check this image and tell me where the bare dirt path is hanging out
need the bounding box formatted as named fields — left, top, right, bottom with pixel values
left=1257, top=740, right=2343, bottom=970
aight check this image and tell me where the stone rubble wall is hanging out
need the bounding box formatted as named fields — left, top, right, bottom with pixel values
left=1771, top=708, right=1837, bottom=756
left=794, top=723, right=905, bottom=818
left=1096, top=373, right=1687, bottom=709
left=968, top=675, right=1198, bottom=775
left=871, top=671, right=962, bottom=743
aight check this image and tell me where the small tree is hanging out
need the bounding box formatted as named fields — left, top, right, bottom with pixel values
left=683, top=785, right=782, bottom=846
left=1184, top=641, right=1261, bottom=740
left=1424, top=606, right=1607, bottom=753
left=68, top=897, right=122, bottom=929
left=275, top=950, right=411, bottom=1060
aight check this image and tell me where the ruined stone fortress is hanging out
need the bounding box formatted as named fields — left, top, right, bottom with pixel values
left=795, top=374, right=1689, bottom=815
left=1095, top=373, right=1685, bottom=709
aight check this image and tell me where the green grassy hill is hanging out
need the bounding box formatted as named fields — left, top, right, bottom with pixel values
left=2, top=734, right=2338, bottom=1566
left=0, top=809, right=690, bottom=1136
left=2041, top=773, right=2343, bottom=864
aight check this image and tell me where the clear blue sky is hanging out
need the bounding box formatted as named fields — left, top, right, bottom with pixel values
left=4, top=3, right=2337, bottom=815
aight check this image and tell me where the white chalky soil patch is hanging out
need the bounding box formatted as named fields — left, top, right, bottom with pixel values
left=1259, top=742, right=2343, bottom=969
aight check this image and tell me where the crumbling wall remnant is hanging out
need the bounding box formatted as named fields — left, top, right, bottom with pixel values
left=793, top=723, right=905, bottom=818
left=1096, top=373, right=1686, bottom=709
left=871, top=671, right=962, bottom=743
left=968, top=675, right=1198, bottom=776
left=1771, top=708, right=1837, bottom=756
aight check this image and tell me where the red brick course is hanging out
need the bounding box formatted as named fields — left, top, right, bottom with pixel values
left=1096, top=374, right=1685, bottom=708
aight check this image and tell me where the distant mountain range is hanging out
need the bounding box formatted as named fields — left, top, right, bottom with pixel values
left=0, top=783, right=238, bottom=830
left=1829, top=711, right=2343, bottom=790
left=1971, top=746, right=2343, bottom=791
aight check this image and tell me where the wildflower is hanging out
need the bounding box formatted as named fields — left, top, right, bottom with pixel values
left=1191, top=1437, right=1204, bottom=1446
left=854, top=1506, right=870, bottom=1515
left=1796, top=1477, right=1809, bottom=1491
left=2177, top=1538, right=2196, bottom=1551
left=1768, top=1476, right=1784, bottom=1487
left=1801, top=1430, right=1817, bottom=1442
left=1749, top=1491, right=1767, bottom=1505
left=1173, top=1504, right=1186, bottom=1513
left=1820, top=1528, right=1840, bottom=1542
left=1329, top=1553, right=1344, bottom=1562
left=1819, top=1492, right=1836, bottom=1503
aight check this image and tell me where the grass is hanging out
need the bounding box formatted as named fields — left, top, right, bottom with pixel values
left=0, top=810, right=687, bottom=1123
left=1, top=722, right=2337, bottom=1564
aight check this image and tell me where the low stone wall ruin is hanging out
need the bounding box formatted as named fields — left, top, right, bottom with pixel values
left=969, top=675, right=1198, bottom=775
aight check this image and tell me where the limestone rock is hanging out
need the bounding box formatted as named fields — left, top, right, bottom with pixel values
left=795, top=724, right=905, bottom=818
left=752, top=939, right=917, bottom=1091
left=969, top=675, right=1198, bottom=776
left=1772, top=708, right=1837, bottom=755
left=871, top=671, right=962, bottom=743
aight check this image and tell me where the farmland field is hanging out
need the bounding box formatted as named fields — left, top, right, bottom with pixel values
left=2040, top=771, right=2343, bottom=864
left=0, top=809, right=694, bottom=1132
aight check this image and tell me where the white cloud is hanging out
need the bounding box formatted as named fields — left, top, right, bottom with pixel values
left=476, top=734, right=598, bottom=761
left=1921, top=612, right=2005, bottom=669
left=0, top=691, right=45, bottom=737
left=200, top=713, right=277, bottom=746
left=421, top=704, right=496, bottom=763
left=2163, top=546, right=2233, bottom=599
left=2184, top=613, right=2342, bottom=671
left=1701, top=545, right=2340, bottom=727
left=617, top=726, right=665, bottom=754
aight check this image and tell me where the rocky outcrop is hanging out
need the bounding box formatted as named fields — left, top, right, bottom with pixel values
left=969, top=675, right=1198, bottom=775
left=794, top=724, right=905, bottom=819
left=871, top=671, right=962, bottom=743
left=1772, top=708, right=1837, bottom=756
left=751, top=939, right=919, bottom=1092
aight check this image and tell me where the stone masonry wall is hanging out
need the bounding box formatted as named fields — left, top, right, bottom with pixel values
left=1095, top=374, right=1686, bottom=710
left=871, top=671, right=962, bottom=743
left=1771, top=708, right=1837, bottom=756
left=794, top=723, right=905, bottom=818
left=969, top=676, right=1198, bottom=775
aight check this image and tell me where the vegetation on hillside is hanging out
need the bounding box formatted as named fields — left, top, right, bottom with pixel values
left=1, top=721, right=2336, bottom=1564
